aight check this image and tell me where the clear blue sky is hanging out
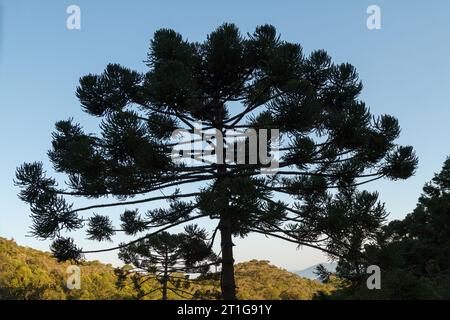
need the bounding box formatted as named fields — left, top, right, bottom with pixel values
left=0, top=0, right=449, bottom=270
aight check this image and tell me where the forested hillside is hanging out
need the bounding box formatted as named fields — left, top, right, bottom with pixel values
left=234, top=260, right=335, bottom=299
left=0, top=237, right=136, bottom=299
left=0, top=237, right=334, bottom=300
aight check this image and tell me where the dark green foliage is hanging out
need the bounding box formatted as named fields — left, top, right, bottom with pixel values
left=50, top=237, right=82, bottom=262
left=323, top=157, right=450, bottom=299
left=314, top=264, right=333, bottom=284
left=120, top=210, right=148, bottom=235
left=77, top=64, right=143, bottom=116
left=369, top=157, right=450, bottom=299
left=15, top=163, right=82, bottom=240
left=15, top=23, right=417, bottom=300
left=290, top=186, right=389, bottom=287
left=116, top=226, right=217, bottom=300
left=87, top=215, right=115, bottom=242
left=197, top=176, right=284, bottom=237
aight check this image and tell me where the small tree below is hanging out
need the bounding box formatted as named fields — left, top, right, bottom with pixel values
left=115, top=225, right=217, bottom=300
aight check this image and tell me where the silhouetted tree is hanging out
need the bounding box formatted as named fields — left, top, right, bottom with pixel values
left=15, top=23, right=417, bottom=300
left=325, top=157, right=450, bottom=299
left=367, top=156, right=450, bottom=298
left=314, top=264, right=333, bottom=283
left=318, top=188, right=388, bottom=286
left=115, top=225, right=217, bottom=300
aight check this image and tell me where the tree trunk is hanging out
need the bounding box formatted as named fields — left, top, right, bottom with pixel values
left=162, top=280, right=168, bottom=301
left=162, top=251, right=168, bottom=300
left=219, top=215, right=237, bottom=300
left=216, top=124, right=237, bottom=300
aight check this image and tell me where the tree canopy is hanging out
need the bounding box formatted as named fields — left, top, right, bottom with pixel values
left=324, top=156, right=450, bottom=299
left=115, top=226, right=217, bottom=300
left=15, top=23, right=417, bottom=300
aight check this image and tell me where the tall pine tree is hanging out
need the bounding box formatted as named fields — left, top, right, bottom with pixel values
left=15, top=24, right=417, bottom=300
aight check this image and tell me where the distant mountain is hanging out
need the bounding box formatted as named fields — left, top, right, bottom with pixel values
left=293, top=262, right=337, bottom=280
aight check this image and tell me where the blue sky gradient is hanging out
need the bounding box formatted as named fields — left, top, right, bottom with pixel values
left=0, top=0, right=449, bottom=270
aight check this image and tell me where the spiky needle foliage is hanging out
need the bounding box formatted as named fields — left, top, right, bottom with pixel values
left=115, top=225, right=217, bottom=300
left=15, top=24, right=417, bottom=300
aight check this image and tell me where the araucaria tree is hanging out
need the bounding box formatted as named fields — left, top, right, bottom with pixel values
left=116, top=225, right=217, bottom=300
left=312, top=187, right=389, bottom=286
left=15, top=23, right=417, bottom=300
left=320, top=157, right=449, bottom=299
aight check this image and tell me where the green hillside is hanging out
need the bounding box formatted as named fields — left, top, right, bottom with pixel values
left=0, top=237, right=334, bottom=300
left=0, top=237, right=137, bottom=299
left=234, top=260, right=336, bottom=300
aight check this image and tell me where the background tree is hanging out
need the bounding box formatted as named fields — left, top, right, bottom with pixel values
left=15, top=23, right=417, bottom=300
left=115, top=225, right=217, bottom=300
left=314, top=188, right=388, bottom=286
left=366, top=156, right=450, bottom=299
left=324, top=156, right=450, bottom=299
